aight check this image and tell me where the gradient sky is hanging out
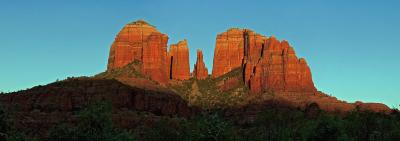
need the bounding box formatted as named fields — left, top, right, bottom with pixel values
left=0, top=0, right=399, bottom=107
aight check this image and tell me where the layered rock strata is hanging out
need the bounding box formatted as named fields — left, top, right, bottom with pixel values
left=212, top=28, right=316, bottom=94
left=107, top=20, right=169, bottom=83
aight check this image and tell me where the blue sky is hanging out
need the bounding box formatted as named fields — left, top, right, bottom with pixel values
left=0, top=0, right=399, bottom=107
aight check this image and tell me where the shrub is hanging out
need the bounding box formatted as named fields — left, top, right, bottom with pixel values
left=47, top=102, right=136, bottom=141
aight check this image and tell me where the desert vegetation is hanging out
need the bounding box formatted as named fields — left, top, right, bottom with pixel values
left=1, top=102, right=399, bottom=141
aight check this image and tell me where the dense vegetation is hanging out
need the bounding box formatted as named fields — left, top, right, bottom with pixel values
left=1, top=102, right=399, bottom=141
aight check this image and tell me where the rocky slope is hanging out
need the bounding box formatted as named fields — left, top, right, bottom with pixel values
left=0, top=78, right=199, bottom=136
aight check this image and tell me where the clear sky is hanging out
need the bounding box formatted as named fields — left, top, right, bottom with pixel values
left=0, top=0, right=399, bottom=107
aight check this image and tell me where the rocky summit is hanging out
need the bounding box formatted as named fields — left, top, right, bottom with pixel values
left=105, top=20, right=390, bottom=113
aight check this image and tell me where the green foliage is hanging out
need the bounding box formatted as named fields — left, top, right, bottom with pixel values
left=3, top=99, right=400, bottom=141
left=94, top=60, right=145, bottom=79
left=47, top=102, right=136, bottom=141
left=0, top=106, right=7, bottom=134
left=78, top=102, right=114, bottom=136
left=0, top=106, right=7, bottom=141
left=342, top=111, right=400, bottom=141
left=42, top=104, right=400, bottom=141
left=234, top=106, right=400, bottom=141
left=171, top=67, right=248, bottom=109
left=138, top=112, right=237, bottom=141
left=5, top=131, right=39, bottom=141
left=1, top=105, right=40, bottom=141
left=139, top=118, right=182, bottom=141
left=304, top=115, right=347, bottom=141
left=182, top=112, right=237, bottom=141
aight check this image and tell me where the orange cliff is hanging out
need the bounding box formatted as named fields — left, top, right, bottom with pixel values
left=193, top=49, right=209, bottom=80
left=167, top=40, right=191, bottom=80
left=212, top=28, right=316, bottom=94
left=211, top=28, right=390, bottom=113
left=107, top=20, right=169, bottom=83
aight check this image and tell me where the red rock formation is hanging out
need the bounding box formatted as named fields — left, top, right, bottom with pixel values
left=105, top=21, right=389, bottom=114
left=107, top=20, right=169, bottom=83
left=246, top=36, right=317, bottom=94
left=212, top=28, right=247, bottom=78
left=167, top=40, right=191, bottom=80
left=355, top=101, right=392, bottom=113
left=212, top=28, right=316, bottom=94
left=211, top=28, right=389, bottom=113
left=193, top=49, right=208, bottom=80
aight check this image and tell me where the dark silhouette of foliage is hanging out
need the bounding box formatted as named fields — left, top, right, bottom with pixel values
left=138, top=111, right=237, bottom=141
left=47, top=102, right=136, bottom=141
left=0, top=106, right=7, bottom=141
left=2, top=101, right=400, bottom=141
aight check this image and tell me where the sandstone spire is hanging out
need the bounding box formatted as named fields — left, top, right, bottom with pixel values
left=193, top=49, right=209, bottom=80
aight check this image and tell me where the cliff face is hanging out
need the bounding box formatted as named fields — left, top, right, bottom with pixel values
left=167, top=40, right=190, bottom=80
left=212, top=28, right=247, bottom=78
left=107, top=20, right=169, bottom=84
left=193, top=49, right=208, bottom=80
left=212, top=28, right=316, bottom=94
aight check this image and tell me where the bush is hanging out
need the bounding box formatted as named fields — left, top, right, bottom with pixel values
left=47, top=102, right=136, bottom=141
left=139, top=111, right=237, bottom=141
left=140, top=118, right=182, bottom=141
left=182, top=112, right=237, bottom=141
left=305, top=116, right=347, bottom=141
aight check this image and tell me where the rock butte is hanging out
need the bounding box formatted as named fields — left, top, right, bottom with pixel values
left=193, top=49, right=209, bottom=80
left=107, top=20, right=169, bottom=83
left=212, top=28, right=316, bottom=94
left=107, top=20, right=390, bottom=113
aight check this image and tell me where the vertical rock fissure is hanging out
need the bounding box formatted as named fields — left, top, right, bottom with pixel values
left=243, top=31, right=250, bottom=58
left=261, top=43, right=265, bottom=57
left=170, top=56, right=173, bottom=79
